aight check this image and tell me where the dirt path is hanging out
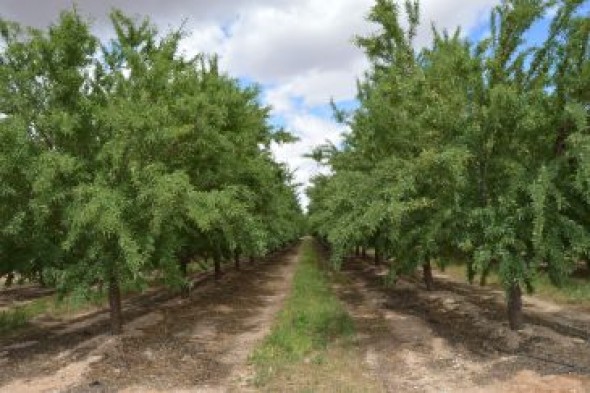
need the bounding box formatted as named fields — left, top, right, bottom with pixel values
left=333, top=257, right=590, bottom=393
left=0, top=245, right=300, bottom=393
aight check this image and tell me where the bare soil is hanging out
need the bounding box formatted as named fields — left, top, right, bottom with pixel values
left=0, top=246, right=299, bottom=393
left=432, top=269, right=590, bottom=338
left=2, top=244, right=590, bottom=393
left=333, top=256, right=590, bottom=392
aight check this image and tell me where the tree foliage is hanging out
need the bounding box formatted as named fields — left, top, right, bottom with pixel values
left=307, top=0, right=589, bottom=330
left=0, top=10, right=303, bottom=333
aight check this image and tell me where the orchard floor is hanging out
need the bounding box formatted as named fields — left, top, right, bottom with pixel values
left=0, top=285, right=54, bottom=311
left=1, top=244, right=590, bottom=393
left=331, top=255, right=590, bottom=393
left=0, top=246, right=300, bottom=393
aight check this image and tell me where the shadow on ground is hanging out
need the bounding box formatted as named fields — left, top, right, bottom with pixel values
left=0, top=246, right=298, bottom=392
left=334, top=254, right=590, bottom=390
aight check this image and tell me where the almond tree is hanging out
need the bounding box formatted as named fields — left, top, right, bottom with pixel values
left=308, top=0, right=589, bottom=330
left=0, top=10, right=303, bottom=333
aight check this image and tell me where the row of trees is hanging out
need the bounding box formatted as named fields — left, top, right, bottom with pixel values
left=0, top=10, right=304, bottom=333
left=308, top=0, right=589, bottom=329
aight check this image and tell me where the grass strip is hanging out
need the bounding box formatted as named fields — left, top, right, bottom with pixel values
left=250, top=238, right=354, bottom=385
left=0, top=291, right=107, bottom=337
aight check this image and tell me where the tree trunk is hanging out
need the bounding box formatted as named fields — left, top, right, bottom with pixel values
left=480, top=259, right=495, bottom=286
left=361, top=247, right=367, bottom=258
left=213, top=253, right=222, bottom=280
left=234, top=250, right=241, bottom=271
left=374, top=248, right=381, bottom=266
left=355, top=245, right=360, bottom=257
left=108, top=273, right=123, bottom=335
left=479, top=272, right=488, bottom=287
left=179, top=256, right=190, bottom=298
left=507, top=282, right=523, bottom=330
left=38, top=269, right=46, bottom=288
left=249, top=255, right=255, bottom=264
left=423, top=260, right=434, bottom=291
left=5, top=272, right=14, bottom=288
left=467, top=261, right=476, bottom=285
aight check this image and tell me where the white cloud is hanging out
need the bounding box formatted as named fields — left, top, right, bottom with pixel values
left=415, top=0, right=499, bottom=46
left=271, top=113, right=347, bottom=208
left=264, top=57, right=367, bottom=113
left=219, top=0, right=374, bottom=82
left=178, top=23, right=226, bottom=58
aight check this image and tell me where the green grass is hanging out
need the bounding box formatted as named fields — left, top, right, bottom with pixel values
left=0, top=291, right=108, bottom=337
left=187, top=259, right=212, bottom=274
left=0, top=308, right=29, bottom=335
left=250, top=239, right=355, bottom=385
left=534, top=274, right=590, bottom=306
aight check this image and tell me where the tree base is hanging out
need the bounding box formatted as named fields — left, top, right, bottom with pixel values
left=423, top=260, right=434, bottom=291
left=507, top=283, right=523, bottom=330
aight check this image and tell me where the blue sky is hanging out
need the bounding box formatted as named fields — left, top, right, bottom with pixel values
left=1, top=0, right=580, bottom=207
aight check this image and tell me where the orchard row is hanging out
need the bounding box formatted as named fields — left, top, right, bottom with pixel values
left=307, top=0, right=589, bottom=329
left=0, top=11, right=304, bottom=333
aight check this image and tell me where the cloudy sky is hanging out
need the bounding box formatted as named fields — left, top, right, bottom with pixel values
left=0, top=0, right=504, bottom=207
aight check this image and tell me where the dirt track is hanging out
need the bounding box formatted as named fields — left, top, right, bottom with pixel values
left=0, top=246, right=299, bottom=393
left=333, top=256, right=590, bottom=392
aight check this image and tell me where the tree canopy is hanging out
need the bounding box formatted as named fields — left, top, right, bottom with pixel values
left=0, top=9, right=303, bottom=333
left=307, top=0, right=589, bottom=330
